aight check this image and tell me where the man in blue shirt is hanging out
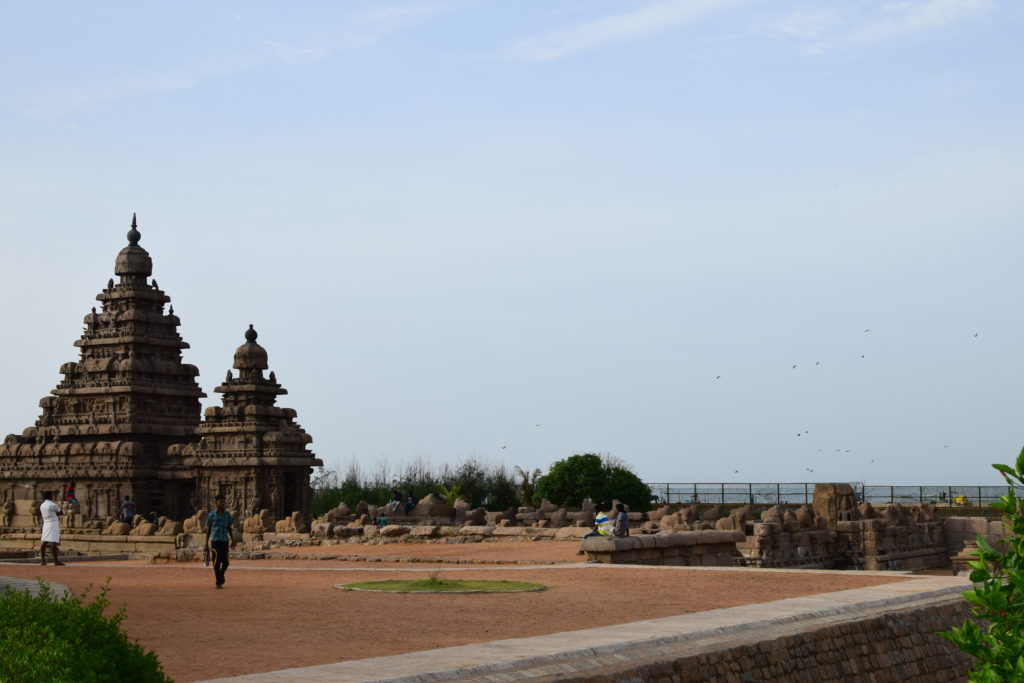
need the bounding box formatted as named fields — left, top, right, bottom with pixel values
left=205, top=495, right=236, bottom=589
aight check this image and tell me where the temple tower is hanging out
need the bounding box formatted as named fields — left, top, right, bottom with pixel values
left=179, top=325, right=321, bottom=520
left=0, top=215, right=205, bottom=519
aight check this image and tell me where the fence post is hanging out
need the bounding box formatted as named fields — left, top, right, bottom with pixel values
left=776, top=483, right=780, bottom=504
left=804, top=482, right=809, bottom=505
left=749, top=482, right=753, bottom=504
left=720, top=482, right=725, bottom=505
left=890, top=486, right=894, bottom=505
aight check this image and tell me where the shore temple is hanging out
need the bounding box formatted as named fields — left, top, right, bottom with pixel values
left=0, top=214, right=322, bottom=522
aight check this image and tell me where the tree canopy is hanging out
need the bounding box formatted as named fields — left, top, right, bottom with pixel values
left=534, top=453, right=652, bottom=512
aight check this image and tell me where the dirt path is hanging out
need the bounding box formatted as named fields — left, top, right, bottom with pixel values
left=2, top=542, right=911, bottom=682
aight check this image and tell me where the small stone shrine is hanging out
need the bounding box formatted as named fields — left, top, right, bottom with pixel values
left=0, top=214, right=321, bottom=529
left=171, top=325, right=317, bottom=520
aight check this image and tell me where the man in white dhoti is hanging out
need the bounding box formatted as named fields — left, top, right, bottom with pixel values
left=39, top=490, right=65, bottom=566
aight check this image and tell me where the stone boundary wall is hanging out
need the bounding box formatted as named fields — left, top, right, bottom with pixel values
left=581, top=530, right=743, bottom=566
left=945, top=516, right=1007, bottom=556
left=0, top=531, right=177, bottom=556
left=549, top=593, right=971, bottom=682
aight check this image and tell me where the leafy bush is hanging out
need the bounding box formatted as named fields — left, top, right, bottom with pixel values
left=312, top=457, right=521, bottom=513
left=0, top=580, right=168, bottom=682
left=534, top=453, right=652, bottom=511
left=942, top=446, right=1024, bottom=680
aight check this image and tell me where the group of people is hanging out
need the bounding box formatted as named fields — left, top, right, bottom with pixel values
left=38, top=487, right=237, bottom=589
left=586, top=502, right=630, bottom=539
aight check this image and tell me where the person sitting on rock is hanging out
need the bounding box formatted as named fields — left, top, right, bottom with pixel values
left=584, top=504, right=613, bottom=539
left=613, top=503, right=630, bottom=538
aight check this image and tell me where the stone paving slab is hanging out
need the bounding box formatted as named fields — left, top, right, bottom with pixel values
left=0, top=575, right=70, bottom=597
left=198, top=571, right=969, bottom=683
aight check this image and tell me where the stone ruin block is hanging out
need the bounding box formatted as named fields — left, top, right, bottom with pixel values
left=812, top=483, right=858, bottom=527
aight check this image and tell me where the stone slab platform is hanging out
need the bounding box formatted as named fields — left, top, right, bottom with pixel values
left=198, top=569, right=969, bottom=682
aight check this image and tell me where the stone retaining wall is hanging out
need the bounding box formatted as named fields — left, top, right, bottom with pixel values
left=581, top=530, right=744, bottom=566
left=545, top=592, right=972, bottom=682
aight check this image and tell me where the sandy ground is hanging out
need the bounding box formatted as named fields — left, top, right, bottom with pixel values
left=2, top=541, right=911, bottom=682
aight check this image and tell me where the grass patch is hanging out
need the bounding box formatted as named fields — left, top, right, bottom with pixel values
left=337, top=576, right=545, bottom=594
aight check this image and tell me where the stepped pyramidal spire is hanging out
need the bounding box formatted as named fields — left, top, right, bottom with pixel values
left=0, top=213, right=321, bottom=528
left=182, top=325, right=320, bottom=518
left=0, top=215, right=206, bottom=519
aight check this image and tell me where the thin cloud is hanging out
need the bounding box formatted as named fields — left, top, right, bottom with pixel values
left=504, top=0, right=740, bottom=62
left=344, top=3, right=454, bottom=47
left=771, top=0, right=996, bottom=54
left=11, top=4, right=454, bottom=121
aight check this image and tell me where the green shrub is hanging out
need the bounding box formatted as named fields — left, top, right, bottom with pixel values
left=942, top=446, right=1024, bottom=681
left=0, top=580, right=169, bottom=683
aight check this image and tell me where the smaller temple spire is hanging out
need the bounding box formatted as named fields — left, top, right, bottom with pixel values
left=127, top=212, right=141, bottom=246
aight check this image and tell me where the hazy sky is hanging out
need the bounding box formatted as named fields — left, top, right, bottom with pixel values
left=1, top=1, right=1021, bottom=486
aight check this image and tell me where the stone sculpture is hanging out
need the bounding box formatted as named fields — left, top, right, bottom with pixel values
left=760, top=505, right=783, bottom=525
left=156, top=517, right=183, bottom=536
left=274, top=510, right=309, bottom=534
left=811, top=483, right=859, bottom=526
left=183, top=509, right=207, bottom=534
left=244, top=509, right=274, bottom=533
left=129, top=516, right=157, bottom=536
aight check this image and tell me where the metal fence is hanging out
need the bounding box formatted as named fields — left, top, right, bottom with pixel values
left=646, top=482, right=1024, bottom=508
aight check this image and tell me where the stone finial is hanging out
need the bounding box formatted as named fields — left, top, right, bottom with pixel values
left=233, top=324, right=268, bottom=371
left=107, top=278, right=114, bottom=290
left=127, top=213, right=141, bottom=245
left=225, top=370, right=232, bottom=382
left=269, top=371, right=276, bottom=383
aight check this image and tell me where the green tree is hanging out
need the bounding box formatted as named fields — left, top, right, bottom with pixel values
left=534, top=453, right=652, bottom=511
left=943, top=446, right=1024, bottom=680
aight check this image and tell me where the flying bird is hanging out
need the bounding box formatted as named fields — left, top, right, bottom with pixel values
left=792, top=364, right=797, bottom=369
left=974, top=333, right=979, bottom=338
left=864, top=329, right=871, bottom=333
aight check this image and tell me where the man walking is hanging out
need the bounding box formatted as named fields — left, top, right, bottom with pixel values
left=205, top=495, right=236, bottom=589
left=39, top=491, right=65, bottom=566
